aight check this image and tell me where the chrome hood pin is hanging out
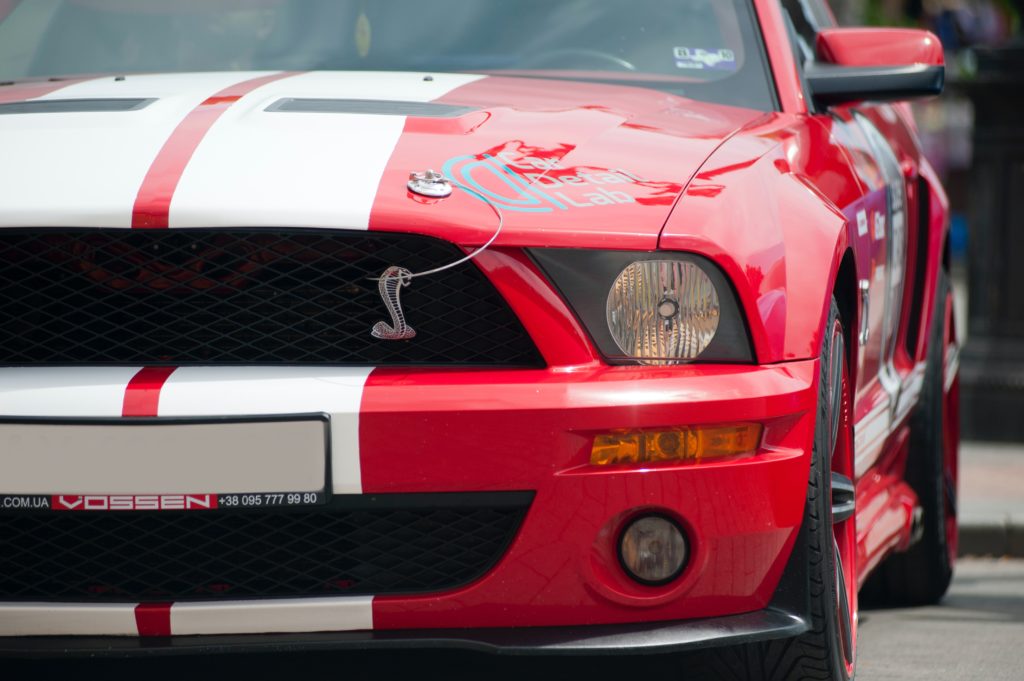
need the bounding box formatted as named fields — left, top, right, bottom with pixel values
left=407, top=169, right=452, bottom=198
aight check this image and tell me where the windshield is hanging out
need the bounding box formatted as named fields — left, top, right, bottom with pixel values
left=0, top=0, right=776, bottom=110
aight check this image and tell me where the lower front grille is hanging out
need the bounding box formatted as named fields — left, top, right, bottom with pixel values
left=0, top=493, right=532, bottom=602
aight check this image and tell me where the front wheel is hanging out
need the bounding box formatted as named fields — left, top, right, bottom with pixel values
left=706, top=298, right=856, bottom=681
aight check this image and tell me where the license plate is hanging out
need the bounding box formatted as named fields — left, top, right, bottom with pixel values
left=0, top=415, right=330, bottom=511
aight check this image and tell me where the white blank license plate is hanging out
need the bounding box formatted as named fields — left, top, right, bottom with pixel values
left=0, top=418, right=328, bottom=495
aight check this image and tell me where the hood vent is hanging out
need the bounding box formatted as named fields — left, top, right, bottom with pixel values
left=266, top=98, right=477, bottom=118
left=0, top=98, right=155, bottom=115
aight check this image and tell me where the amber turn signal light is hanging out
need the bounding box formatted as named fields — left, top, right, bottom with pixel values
left=591, top=423, right=762, bottom=466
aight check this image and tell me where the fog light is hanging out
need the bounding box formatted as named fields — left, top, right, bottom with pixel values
left=619, top=515, right=688, bottom=585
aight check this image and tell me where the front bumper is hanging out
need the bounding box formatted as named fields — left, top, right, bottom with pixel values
left=0, top=607, right=807, bottom=658
left=0, top=358, right=818, bottom=639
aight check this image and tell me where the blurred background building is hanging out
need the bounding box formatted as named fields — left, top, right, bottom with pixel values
left=831, top=0, right=1023, bottom=441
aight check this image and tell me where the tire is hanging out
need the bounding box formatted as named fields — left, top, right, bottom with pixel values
left=704, top=297, right=857, bottom=681
left=861, top=268, right=957, bottom=606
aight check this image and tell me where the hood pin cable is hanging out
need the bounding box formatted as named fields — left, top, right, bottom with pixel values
left=369, top=170, right=504, bottom=341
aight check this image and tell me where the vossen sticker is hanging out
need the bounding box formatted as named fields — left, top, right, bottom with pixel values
left=674, top=47, right=737, bottom=71
left=54, top=495, right=218, bottom=511
left=0, top=492, right=325, bottom=512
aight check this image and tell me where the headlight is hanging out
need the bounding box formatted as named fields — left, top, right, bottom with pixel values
left=607, top=260, right=719, bottom=363
left=529, top=250, right=752, bottom=364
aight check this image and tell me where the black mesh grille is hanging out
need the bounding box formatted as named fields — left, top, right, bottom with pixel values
left=0, top=494, right=531, bottom=602
left=0, top=229, right=542, bottom=366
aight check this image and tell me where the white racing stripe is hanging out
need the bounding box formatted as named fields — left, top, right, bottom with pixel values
left=156, top=367, right=374, bottom=495
left=170, top=597, right=374, bottom=636
left=0, top=366, right=140, bottom=417
left=0, top=597, right=374, bottom=637
left=169, top=71, right=484, bottom=229
left=0, top=72, right=279, bottom=228
left=0, top=603, right=137, bottom=636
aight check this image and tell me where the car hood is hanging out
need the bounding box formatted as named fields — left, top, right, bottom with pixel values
left=0, top=71, right=765, bottom=249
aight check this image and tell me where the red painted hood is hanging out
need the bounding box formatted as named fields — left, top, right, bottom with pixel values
left=0, top=72, right=764, bottom=247
left=370, top=76, right=766, bottom=250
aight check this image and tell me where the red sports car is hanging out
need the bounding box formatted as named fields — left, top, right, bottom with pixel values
left=0, top=1, right=957, bottom=679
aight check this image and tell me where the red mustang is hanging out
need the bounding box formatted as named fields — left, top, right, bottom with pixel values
left=0, top=1, right=957, bottom=680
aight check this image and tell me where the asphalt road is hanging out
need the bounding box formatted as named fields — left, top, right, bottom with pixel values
left=10, top=558, right=1024, bottom=680
left=857, top=557, right=1024, bottom=681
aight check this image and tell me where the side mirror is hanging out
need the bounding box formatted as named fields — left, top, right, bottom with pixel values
left=806, top=28, right=945, bottom=108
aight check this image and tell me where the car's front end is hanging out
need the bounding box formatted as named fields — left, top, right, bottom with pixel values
left=0, top=0, right=834, bottom=659
left=0, top=228, right=818, bottom=652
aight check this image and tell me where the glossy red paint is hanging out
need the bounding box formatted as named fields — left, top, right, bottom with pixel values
left=659, top=112, right=855, bottom=364
left=122, top=366, right=177, bottom=418
left=355, top=4, right=950, bottom=622
left=369, top=75, right=763, bottom=250
left=816, top=28, right=945, bottom=68
left=752, top=0, right=807, bottom=114
left=471, top=248, right=599, bottom=368
left=134, top=603, right=172, bottom=637
left=361, top=360, right=818, bottom=628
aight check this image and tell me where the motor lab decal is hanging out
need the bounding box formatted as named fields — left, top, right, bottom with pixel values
left=441, top=152, right=650, bottom=213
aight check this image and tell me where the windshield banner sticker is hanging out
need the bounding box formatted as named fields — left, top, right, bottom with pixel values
left=441, top=153, right=649, bottom=214
left=673, top=47, right=737, bottom=71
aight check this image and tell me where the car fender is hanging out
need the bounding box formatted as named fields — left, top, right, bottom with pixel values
left=660, top=114, right=857, bottom=366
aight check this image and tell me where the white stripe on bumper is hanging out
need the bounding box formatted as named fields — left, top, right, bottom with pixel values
left=0, top=603, right=137, bottom=636
left=155, top=367, right=373, bottom=495
left=0, top=366, right=141, bottom=417
left=0, top=367, right=372, bottom=495
left=170, top=596, right=374, bottom=636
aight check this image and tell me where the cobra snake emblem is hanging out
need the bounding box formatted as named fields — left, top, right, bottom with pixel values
left=371, top=266, right=416, bottom=340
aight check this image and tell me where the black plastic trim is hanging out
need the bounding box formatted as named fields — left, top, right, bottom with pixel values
left=0, top=98, right=155, bottom=115
left=807, top=64, right=944, bottom=107
left=529, top=249, right=755, bottom=364
left=906, top=174, right=932, bottom=358
left=0, top=607, right=807, bottom=659
left=266, top=98, right=478, bottom=118
left=0, top=491, right=534, bottom=602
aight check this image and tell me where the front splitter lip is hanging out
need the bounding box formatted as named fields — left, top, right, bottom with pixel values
left=0, top=607, right=807, bottom=658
